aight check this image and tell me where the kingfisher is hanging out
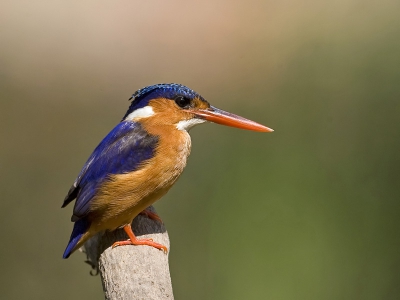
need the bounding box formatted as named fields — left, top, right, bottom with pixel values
left=62, top=83, right=273, bottom=258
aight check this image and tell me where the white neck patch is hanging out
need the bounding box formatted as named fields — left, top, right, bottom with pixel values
left=176, top=118, right=206, bottom=131
left=124, top=106, right=155, bottom=121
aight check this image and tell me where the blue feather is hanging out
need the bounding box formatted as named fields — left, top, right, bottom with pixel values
left=62, top=218, right=90, bottom=259
left=62, top=121, right=158, bottom=221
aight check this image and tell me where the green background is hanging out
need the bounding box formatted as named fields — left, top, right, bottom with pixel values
left=1, top=1, right=399, bottom=299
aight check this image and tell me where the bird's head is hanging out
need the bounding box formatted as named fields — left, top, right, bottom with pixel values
left=122, top=83, right=273, bottom=132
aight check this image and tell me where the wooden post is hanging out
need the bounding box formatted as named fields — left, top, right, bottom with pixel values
left=83, top=206, right=174, bottom=299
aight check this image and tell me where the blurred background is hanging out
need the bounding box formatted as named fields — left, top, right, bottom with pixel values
left=1, top=0, right=399, bottom=299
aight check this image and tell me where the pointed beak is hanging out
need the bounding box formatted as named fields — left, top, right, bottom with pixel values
left=187, top=106, right=273, bottom=132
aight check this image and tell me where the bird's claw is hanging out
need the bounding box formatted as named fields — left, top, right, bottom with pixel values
left=111, top=238, right=167, bottom=253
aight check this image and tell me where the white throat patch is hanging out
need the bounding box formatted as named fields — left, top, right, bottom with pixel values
left=124, top=106, right=155, bottom=121
left=176, top=118, right=206, bottom=131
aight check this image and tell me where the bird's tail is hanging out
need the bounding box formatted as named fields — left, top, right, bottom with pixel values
left=63, top=218, right=91, bottom=259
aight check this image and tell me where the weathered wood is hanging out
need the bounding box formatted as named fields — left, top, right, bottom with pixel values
left=83, top=206, right=174, bottom=300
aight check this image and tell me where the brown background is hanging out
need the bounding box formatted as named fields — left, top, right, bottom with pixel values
left=1, top=0, right=399, bottom=299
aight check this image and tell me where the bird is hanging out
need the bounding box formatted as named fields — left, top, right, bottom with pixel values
left=62, top=83, right=273, bottom=258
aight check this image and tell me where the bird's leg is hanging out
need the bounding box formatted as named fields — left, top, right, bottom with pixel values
left=139, top=209, right=163, bottom=223
left=112, top=224, right=168, bottom=253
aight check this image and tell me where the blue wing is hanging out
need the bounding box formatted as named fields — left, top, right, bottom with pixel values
left=62, top=121, right=158, bottom=221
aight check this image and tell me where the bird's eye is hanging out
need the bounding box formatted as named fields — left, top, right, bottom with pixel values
left=174, top=96, right=191, bottom=108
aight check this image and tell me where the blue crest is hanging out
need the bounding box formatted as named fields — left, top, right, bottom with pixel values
left=122, top=83, right=205, bottom=120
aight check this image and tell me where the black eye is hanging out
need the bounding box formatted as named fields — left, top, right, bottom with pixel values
left=174, top=96, right=191, bottom=108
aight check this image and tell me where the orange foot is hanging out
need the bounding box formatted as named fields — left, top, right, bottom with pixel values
left=112, top=224, right=168, bottom=253
left=139, top=209, right=163, bottom=223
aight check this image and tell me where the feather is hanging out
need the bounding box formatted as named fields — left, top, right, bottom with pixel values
left=62, top=217, right=90, bottom=259
left=62, top=121, right=158, bottom=221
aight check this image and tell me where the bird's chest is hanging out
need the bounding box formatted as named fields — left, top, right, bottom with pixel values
left=154, top=130, right=191, bottom=185
left=89, top=131, right=192, bottom=227
left=122, top=130, right=191, bottom=212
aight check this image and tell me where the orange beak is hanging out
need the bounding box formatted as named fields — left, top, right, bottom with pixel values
left=188, top=106, right=273, bottom=132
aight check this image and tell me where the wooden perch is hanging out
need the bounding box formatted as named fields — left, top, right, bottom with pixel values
left=83, top=206, right=174, bottom=300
